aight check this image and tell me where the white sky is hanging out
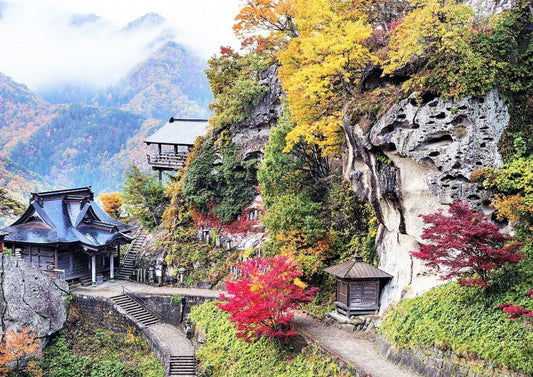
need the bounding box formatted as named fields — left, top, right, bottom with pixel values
left=0, top=0, right=242, bottom=90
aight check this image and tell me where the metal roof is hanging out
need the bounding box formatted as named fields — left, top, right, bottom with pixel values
left=2, top=187, right=133, bottom=249
left=324, top=256, right=392, bottom=280
left=144, top=118, right=209, bottom=146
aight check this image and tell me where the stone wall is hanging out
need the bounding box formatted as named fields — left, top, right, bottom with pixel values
left=71, top=295, right=139, bottom=334
left=376, top=334, right=527, bottom=377
left=134, top=293, right=215, bottom=326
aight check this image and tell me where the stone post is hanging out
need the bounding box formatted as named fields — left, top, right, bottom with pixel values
left=91, top=254, right=96, bottom=286
left=109, top=251, right=115, bottom=282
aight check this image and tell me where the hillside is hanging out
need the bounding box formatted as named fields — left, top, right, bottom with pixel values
left=143, top=1, right=533, bottom=376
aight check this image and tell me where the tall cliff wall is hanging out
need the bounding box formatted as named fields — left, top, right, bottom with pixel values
left=342, top=90, right=509, bottom=311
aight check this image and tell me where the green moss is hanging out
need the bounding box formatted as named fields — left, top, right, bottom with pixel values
left=189, top=301, right=352, bottom=377
left=380, top=280, right=533, bottom=374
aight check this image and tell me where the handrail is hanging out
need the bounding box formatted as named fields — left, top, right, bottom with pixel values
left=121, top=285, right=164, bottom=322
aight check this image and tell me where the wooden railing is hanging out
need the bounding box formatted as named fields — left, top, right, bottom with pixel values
left=146, top=153, right=188, bottom=169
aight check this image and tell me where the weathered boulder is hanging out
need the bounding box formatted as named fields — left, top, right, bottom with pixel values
left=0, top=254, right=69, bottom=341
left=343, top=90, right=510, bottom=311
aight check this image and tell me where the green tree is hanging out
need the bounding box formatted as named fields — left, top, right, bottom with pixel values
left=121, top=165, right=168, bottom=229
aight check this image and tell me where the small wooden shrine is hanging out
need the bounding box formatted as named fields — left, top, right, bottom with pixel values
left=144, top=118, right=208, bottom=180
left=1, top=187, right=133, bottom=285
left=325, top=255, right=392, bottom=316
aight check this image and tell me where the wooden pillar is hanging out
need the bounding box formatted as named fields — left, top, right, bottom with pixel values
left=174, top=144, right=178, bottom=154
left=158, top=170, right=162, bottom=181
left=91, top=254, right=96, bottom=286
left=158, top=143, right=162, bottom=154
left=109, top=250, right=115, bottom=282
left=54, top=246, right=58, bottom=269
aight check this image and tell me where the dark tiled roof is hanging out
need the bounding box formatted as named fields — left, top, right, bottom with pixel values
left=0, top=229, right=9, bottom=237
left=144, top=119, right=208, bottom=146
left=324, top=257, right=392, bottom=279
left=2, top=187, right=133, bottom=249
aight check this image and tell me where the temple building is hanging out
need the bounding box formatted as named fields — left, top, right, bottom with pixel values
left=1, top=187, right=133, bottom=286
left=144, top=117, right=208, bottom=180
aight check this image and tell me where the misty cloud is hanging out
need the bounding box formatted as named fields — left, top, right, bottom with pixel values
left=0, top=2, right=176, bottom=90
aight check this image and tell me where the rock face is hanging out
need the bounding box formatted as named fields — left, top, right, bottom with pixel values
left=343, top=90, right=509, bottom=311
left=464, top=0, right=516, bottom=18
left=0, top=254, right=69, bottom=342
left=230, top=65, right=283, bottom=159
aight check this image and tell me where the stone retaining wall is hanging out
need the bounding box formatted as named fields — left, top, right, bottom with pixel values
left=134, top=293, right=214, bottom=325
left=376, top=334, right=526, bottom=377
left=72, top=295, right=138, bottom=334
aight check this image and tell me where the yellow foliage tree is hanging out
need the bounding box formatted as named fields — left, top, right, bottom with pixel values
left=0, top=327, right=42, bottom=376
left=98, top=192, right=123, bottom=219
left=233, top=0, right=298, bottom=50
left=278, top=0, right=376, bottom=156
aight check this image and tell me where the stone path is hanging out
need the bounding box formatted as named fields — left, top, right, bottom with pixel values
left=293, top=312, right=418, bottom=377
left=73, top=281, right=418, bottom=377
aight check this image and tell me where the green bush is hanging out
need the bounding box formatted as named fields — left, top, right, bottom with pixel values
left=189, top=301, right=352, bottom=377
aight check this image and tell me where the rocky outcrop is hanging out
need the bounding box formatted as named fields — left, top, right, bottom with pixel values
left=342, top=90, right=509, bottom=311
left=0, top=254, right=69, bottom=342
left=464, top=0, right=516, bottom=18
left=230, top=65, right=283, bottom=159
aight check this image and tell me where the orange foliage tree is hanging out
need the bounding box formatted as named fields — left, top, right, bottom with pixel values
left=0, top=327, right=42, bottom=376
left=98, top=192, right=123, bottom=219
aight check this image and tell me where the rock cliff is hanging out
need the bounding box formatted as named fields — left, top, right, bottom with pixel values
left=0, top=254, right=69, bottom=343
left=230, top=65, right=283, bottom=160
left=342, top=90, right=510, bottom=311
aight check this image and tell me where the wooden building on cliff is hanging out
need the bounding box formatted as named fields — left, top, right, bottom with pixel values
left=144, top=118, right=208, bottom=180
left=1, top=187, right=133, bottom=286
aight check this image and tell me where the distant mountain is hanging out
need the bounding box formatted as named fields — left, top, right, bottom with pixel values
left=92, top=41, right=211, bottom=119
left=9, top=104, right=145, bottom=193
left=121, top=12, right=166, bottom=32
left=69, top=13, right=101, bottom=27
left=0, top=73, right=51, bottom=150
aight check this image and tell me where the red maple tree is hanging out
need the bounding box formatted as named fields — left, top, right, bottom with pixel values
left=216, top=256, right=318, bottom=342
left=411, top=201, right=523, bottom=287
left=496, top=289, right=533, bottom=319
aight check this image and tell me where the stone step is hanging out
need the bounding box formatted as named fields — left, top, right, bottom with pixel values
left=110, top=294, right=160, bottom=328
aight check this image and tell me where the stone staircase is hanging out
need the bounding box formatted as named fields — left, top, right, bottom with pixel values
left=168, top=355, right=197, bottom=376
left=116, top=229, right=147, bottom=280
left=110, top=294, right=160, bottom=327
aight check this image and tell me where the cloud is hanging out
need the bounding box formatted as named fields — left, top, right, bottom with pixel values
left=0, top=0, right=241, bottom=91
